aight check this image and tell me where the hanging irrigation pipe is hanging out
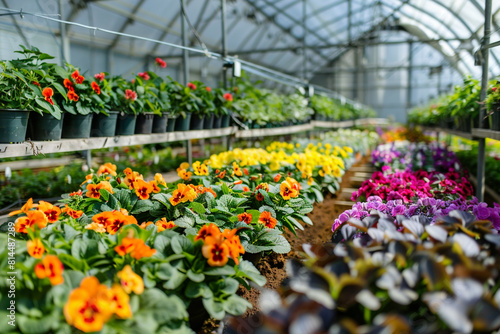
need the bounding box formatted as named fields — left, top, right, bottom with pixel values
left=0, top=7, right=369, bottom=109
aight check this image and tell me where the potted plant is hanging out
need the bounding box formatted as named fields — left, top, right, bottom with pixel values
left=89, top=72, right=117, bottom=137
left=189, top=81, right=215, bottom=130
left=54, top=64, right=106, bottom=138
left=166, top=78, right=202, bottom=132
left=104, top=76, right=140, bottom=136
left=129, top=71, right=155, bottom=134
left=214, top=88, right=235, bottom=128
left=0, top=46, right=64, bottom=142
left=486, top=78, right=500, bottom=131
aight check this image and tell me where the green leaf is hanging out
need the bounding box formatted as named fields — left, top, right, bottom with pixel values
left=99, top=188, right=110, bottom=201
left=235, top=260, right=266, bottom=286
left=170, top=235, right=194, bottom=254
left=185, top=281, right=213, bottom=299
left=221, top=277, right=240, bottom=295
left=131, top=199, right=154, bottom=214
left=205, top=265, right=236, bottom=276
left=187, top=269, right=205, bottom=283
left=202, top=298, right=225, bottom=320
left=58, top=253, right=87, bottom=272
left=189, top=202, right=206, bottom=215
left=174, top=215, right=195, bottom=228
left=63, top=224, right=80, bottom=241
left=286, top=216, right=304, bottom=231
left=221, top=294, right=252, bottom=315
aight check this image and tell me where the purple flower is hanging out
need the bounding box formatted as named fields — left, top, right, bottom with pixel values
left=391, top=204, right=406, bottom=216
left=474, top=202, right=490, bottom=220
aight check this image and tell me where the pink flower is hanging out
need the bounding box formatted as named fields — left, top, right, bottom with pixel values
left=125, top=89, right=137, bottom=101
left=187, top=82, right=197, bottom=90
left=138, top=72, right=150, bottom=80
left=94, top=72, right=105, bottom=81
left=205, top=87, right=212, bottom=92
left=155, top=57, right=167, bottom=68
left=223, top=93, right=233, bottom=102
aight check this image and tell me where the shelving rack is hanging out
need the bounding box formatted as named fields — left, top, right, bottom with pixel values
left=0, top=118, right=387, bottom=160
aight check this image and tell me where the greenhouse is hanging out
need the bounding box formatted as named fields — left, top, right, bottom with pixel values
left=0, top=0, right=500, bottom=333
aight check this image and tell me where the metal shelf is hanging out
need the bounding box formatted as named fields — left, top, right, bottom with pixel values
left=0, top=127, right=237, bottom=158
left=0, top=118, right=385, bottom=158
left=421, top=126, right=475, bottom=140
left=472, top=128, right=500, bottom=141
left=235, top=123, right=313, bottom=138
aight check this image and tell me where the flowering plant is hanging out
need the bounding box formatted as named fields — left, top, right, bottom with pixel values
left=0, top=45, right=66, bottom=119
left=166, top=77, right=203, bottom=119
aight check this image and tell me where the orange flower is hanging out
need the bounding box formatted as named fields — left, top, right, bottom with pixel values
left=42, top=87, right=54, bottom=105
left=139, top=221, right=153, bottom=229
left=85, top=222, right=106, bottom=233
left=63, top=78, right=74, bottom=90
left=242, top=186, right=250, bottom=192
left=177, top=168, right=193, bottom=181
left=91, top=81, right=101, bottom=94
left=195, top=223, right=221, bottom=241
left=80, top=173, right=93, bottom=186
left=67, top=89, right=79, bottom=101
left=117, top=265, right=144, bottom=295
left=109, top=284, right=132, bottom=319
left=64, top=276, right=115, bottom=333
left=280, top=178, right=300, bottom=200
left=14, top=210, right=48, bottom=233
left=237, top=212, right=252, bottom=225
left=234, top=180, right=243, bottom=185
left=97, top=163, right=117, bottom=176
left=62, top=205, right=83, bottom=219
left=274, top=174, right=281, bottom=182
left=114, top=237, right=156, bottom=259
left=243, top=168, right=249, bottom=176
left=34, top=255, right=64, bottom=285
left=134, top=179, right=153, bottom=200
left=179, top=162, right=190, bottom=169
left=69, top=189, right=83, bottom=197
left=99, top=181, right=114, bottom=194
left=149, top=180, right=161, bottom=193
left=123, top=168, right=143, bottom=189
left=104, top=211, right=137, bottom=235
left=37, top=201, right=61, bottom=223
left=155, top=218, right=175, bottom=232
left=86, top=183, right=102, bottom=199
left=27, top=238, right=45, bottom=258
left=255, top=183, right=269, bottom=201
left=9, top=198, right=37, bottom=216
left=222, top=229, right=245, bottom=265
left=169, top=183, right=198, bottom=206
left=71, top=70, right=84, bottom=84
left=202, top=235, right=229, bottom=267
left=217, top=170, right=226, bottom=179
left=232, top=162, right=243, bottom=177
left=258, top=211, right=277, bottom=229
left=154, top=173, right=167, bottom=187
left=203, top=187, right=217, bottom=198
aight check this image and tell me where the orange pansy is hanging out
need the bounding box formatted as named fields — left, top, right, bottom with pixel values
left=37, top=201, right=61, bottom=223
left=155, top=218, right=175, bottom=232
left=34, top=255, right=64, bottom=285
left=14, top=210, right=48, bottom=233
left=27, top=238, right=45, bottom=259
left=9, top=198, right=37, bottom=216
left=114, top=237, right=156, bottom=259
left=169, top=183, right=198, bottom=206
left=134, top=179, right=153, bottom=200
left=117, top=265, right=144, bottom=295
left=97, top=163, right=117, bottom=176
left=258, top=211, right=278, bottom=229
left=195, top=223, right=221, bottom=241
left=62, top=205, right=84, bottom=219
left=202, top=235, right=229, bottom=267
left=237, top=212, right=252, bottom=225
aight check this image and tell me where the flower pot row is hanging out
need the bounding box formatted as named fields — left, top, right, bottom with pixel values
left=0, top=110, right=232, bottom=143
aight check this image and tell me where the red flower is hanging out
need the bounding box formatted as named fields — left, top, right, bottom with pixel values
left=205, top=87, right=212, bottom=92
left=125, top=89, right=137, bottom=101
left=493, top=87, right=498, bottom=92
left=155, top=58, right=167, bottom=68
left=94, top=72, right=105, bottom=81
left=187, top=82, right=197, bottom=90
left=91, top=81, right=101, bottom=94
left=223, top=93, right=233, bottom=102
left=32, top=81, right=40, bottom=87
left=42, top=87, right=54, bottom=105
left=71, top=70, right=84, bottom=84
left=67, top=90, right=79, bottom=102
left=138, top=72, right=150, bottom=80
left=63, top=78, right=74, bottom=90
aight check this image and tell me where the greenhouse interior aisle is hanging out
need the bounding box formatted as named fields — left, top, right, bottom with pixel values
left=1, top=1, right=500, bottom=334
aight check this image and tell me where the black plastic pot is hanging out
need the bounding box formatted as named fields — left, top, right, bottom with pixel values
left=491, top=102, right=500, bottom=131
left=135, top=113, right=155, bottom=134
left=28, top=112, right=63, bottom=141
left=62, top=113, right=93, bottom=139
left=115, top=113, right=137, bottom=136
left=213, top=115, right=222, bottom=129
left=166, top=115, right=178, bottom=132
left=221, top=114, right=231, bottom=128
left=187, top=299, right=210, bottom=333
left=152, top=113, right=168, bottom=133
left=190, top=113, right=204, bottom=130
left=0, top=109, right=29, bottom=143
left=203, top=114, right=214, bottom=129
left=174, top=113, right=192, bottom=132
left=91, top=111, right=118, bottom=137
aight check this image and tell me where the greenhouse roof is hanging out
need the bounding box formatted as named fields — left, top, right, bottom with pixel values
left=1, top=0, right=500, bottom=81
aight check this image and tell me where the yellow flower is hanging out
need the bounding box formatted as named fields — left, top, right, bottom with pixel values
left=117, top=265, right=144, bottom=295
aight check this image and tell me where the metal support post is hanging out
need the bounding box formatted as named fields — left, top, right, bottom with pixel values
left=180, top=0, right=193, bottom=163
left=85, top=150, right=92, bottom=169
left=476, top=0, right=492, bottom=201
left=406, top=41, right=413, bottom=114
left=58, top=0, right=70, bottom=63
left=221, top=0, right=228, bottom=89
left=186, top=140, right=193, bottom=165
left=302, top=0, right=307, bottom=80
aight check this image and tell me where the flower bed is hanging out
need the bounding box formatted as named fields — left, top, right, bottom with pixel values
left=1, top=130, right=378, bottom=333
